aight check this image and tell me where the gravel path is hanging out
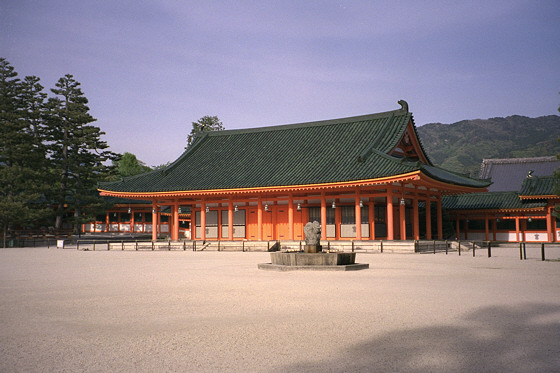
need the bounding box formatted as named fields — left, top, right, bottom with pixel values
left=1, top=247, right=559, bottom=372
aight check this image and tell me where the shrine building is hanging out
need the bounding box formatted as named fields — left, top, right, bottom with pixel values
left=444, top=175, right=559, bottom=243
left=98, top=101, right=491, bottom=242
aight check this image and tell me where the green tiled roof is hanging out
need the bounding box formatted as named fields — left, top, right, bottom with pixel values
left=519, top=175, right=559, bottom=197
left=102, top=196, right=151, bottom=205
left=100, top=103, right=490, bottom=193
left=443, top=192, right=547, bottom=210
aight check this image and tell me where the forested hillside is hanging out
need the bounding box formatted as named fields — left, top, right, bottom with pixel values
left=416, top=115, right=560, bottom=177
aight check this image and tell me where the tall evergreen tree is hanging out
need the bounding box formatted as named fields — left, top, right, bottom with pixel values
left=187, top=115, right=224, bottom=146
left=45, top=74, right=118, bottom=233
left=113, top=152, right=152, bottom=177
left=0, top=59, right=51, bottom=246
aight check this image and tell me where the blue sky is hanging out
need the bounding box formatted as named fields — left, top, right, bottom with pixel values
left=2, top=1, right=560, bottom=167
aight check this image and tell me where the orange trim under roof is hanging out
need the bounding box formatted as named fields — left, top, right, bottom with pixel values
left=99, top=172, right=423, bottom=199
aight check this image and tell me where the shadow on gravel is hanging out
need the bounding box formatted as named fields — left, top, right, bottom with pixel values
left=277, top=303, right=560, bottom=373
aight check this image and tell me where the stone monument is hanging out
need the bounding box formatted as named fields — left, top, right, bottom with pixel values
left=258, top=220, right=369, bottom=271
left=303, top=221, right=321, bottom=253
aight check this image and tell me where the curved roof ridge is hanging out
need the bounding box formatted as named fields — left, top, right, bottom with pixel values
left=482, top=156, right=558, bottom=164
left=206, top=106, right=408, bottom=137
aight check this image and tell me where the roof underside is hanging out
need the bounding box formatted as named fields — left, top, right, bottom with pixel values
left=101, top=104, right=490, bottom=194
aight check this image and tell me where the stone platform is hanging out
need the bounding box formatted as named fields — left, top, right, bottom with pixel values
left=258, top=252, right=369, bottom=271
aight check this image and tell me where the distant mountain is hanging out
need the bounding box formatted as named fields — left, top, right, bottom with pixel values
left=416, top=115, right=560, bottom=177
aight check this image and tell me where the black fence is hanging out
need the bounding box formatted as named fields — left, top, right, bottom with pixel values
left=5, top=236, right=560, bottom=261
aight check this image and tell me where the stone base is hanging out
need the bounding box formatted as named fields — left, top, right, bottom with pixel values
left=304, top=244, right=321, bottom=253
left=258, top=263, right=369, bottom=271
left=258, top=252, right=369, bottom=271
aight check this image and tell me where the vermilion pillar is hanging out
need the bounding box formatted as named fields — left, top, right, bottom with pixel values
left=387, top=193, right=394, bottom=240
left=413, top=198, right=419, bottom=240
left=228, top=200, right=234, bottom=240
left=369, top=200, right=375, bottom=240
left=515, top=217, right=520, bottom=242
left=425, top=199, right=431, bottom=240
left=335, top=200, right=341, bottom=240
left=130, top=209, right=135, bottom=233
left=288, top=194, right=294, bottom=240
left=201, top=201, right=206, bottom=240
left=172, top=201, right=179, bottom=241
left=320, top=193, right=327, bottom=240
left=151, top=202, right=157, bottom=241
left=355, top=192, right=362, bottom=240
left=399, top=198, right=406, bottom=240
left=547, top=207, right=554, bottom=242
left=437, top=197, right=443, bottom=240
left=484, top=214, right=489, bottom=241
left=257, top=197, right=263, bottom=241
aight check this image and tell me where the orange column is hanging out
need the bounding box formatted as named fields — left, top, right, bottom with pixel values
left=399, top=197, right=406, bottom=240
left=413, top=198, right=419, bottom=240
left=387, top=192, right=394, bottom=240
left=484, top=214, right=489, bottom=241
left=547, top=207, right=553, bottom=242
left=288, top=194, right=294, bottom=240
left=257, top=197, right=263, bottom=241
left=172, top=201, right=179, bottom=241
left=335, top=199, right=341, bottom=240
left=201, top=201, right=206, bottom=241
left=151, top=202, right=157, bottom=241
left=228, top=200, right=234, bottom=240
left=369, top=200, right=375, bottom=240
left=355, top=192, right=362, bottom=240
left=436, top=197, right=443, bottom=240
left=320, top=193, right=327, bottom=240
left=515, top=217, right=520, bottom=242
left=130, top=209, right=135, bottom=233
left=425, top=199, right=431, bottom=240
left=189, top=205, right=194, bottom=240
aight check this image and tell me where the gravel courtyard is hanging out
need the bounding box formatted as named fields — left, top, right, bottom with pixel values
left=1, top=247, right=559, bottom=372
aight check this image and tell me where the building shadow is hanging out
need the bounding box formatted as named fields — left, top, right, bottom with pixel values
left=276, top=303, right=560, bottom=372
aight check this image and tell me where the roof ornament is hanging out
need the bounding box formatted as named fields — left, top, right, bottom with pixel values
left=527, top=170, right=534, bottom=178
left=398, top=100, right=408, bottom=113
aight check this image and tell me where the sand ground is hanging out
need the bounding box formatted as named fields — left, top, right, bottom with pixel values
left=1, top=247, right=559, bottom=372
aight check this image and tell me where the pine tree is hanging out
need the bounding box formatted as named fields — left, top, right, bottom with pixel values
left=187, top=115, right=224, bottom=146
left=0, top=59, right=51, bottom=247
left=46, top=74, right=118, bottom=234
left=113, top=152, right=152, bottom=177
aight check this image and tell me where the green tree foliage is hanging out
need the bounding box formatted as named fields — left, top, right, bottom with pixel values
left=0, top=58, right=52, bottom=246
left=45, top=74, right=118, bottom=233
left=113, top=152, right=152, bottom=177
left=187, top=115, right=224, bottom=146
